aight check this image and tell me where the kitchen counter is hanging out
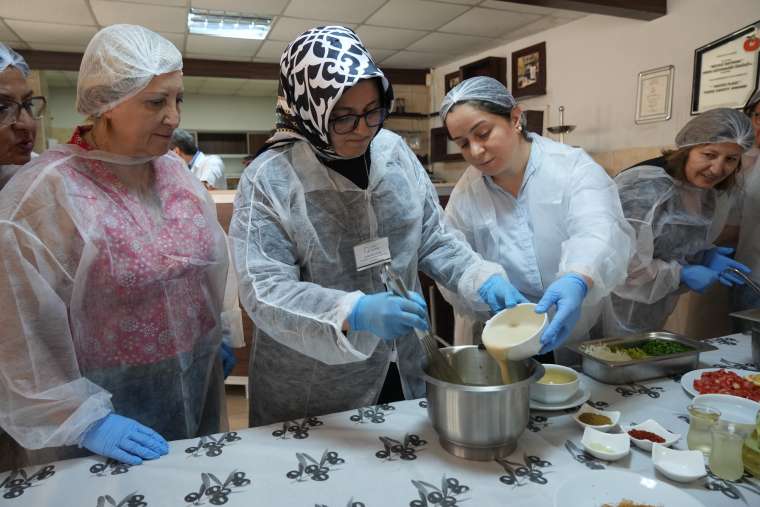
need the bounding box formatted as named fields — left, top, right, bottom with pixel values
left=7, top=334, right=757, bottom=506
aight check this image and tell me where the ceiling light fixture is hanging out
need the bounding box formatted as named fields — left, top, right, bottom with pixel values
left=187, top=8, right=272, bottom=40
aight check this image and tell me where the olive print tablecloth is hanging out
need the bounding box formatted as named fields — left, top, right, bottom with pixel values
left=2, top=333, right=758, bottom=507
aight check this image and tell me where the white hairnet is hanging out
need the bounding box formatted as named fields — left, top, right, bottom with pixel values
left=440, top=76, right=517, bottom=123
left=675, top=107, right=754, bottom=150
left=0, top=43, right=30, bottom=77
left=77, top=24, right=182, bottom=117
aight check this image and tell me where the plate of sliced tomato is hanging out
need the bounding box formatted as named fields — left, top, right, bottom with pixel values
left=682, top=368, right=760, bottom=401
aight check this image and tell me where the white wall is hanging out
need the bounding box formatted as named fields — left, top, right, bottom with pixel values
left=431, top=0, right=760, bottom=153
left=48, top=87, right=276, bottom=132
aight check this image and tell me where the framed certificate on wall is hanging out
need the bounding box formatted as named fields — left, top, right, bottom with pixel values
left=635, top=65, right=674, bottom=124
left=691, top=20, right=760, bottom=114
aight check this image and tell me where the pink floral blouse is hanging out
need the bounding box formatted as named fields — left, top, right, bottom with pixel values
left=65, top=126, right=222, bottom=370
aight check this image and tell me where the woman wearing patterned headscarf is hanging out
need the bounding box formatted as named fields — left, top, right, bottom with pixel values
left=230, top=26, right=517, bottom=427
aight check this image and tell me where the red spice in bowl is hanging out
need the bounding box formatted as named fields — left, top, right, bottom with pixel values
left=628, top=429, right=665, bottom=443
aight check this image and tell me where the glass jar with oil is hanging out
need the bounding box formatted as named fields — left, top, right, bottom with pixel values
left=742, top=411, right=760, bottom=477
left=687, top=404, right=721, bottom=456
left=709, top=420, right=754, bottom=481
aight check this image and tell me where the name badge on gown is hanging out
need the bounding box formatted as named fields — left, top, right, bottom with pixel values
left=354, top=237, right=391, bottom=271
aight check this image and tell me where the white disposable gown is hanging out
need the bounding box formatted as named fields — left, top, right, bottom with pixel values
left=229, top=129, right=504, bottom=426
left=603, top=164, right=737, bottom=336
left=441, top=134, right=634, bottom=361
left=734, top=148, right=760, bottom=308
left=0, top=144, right=243, bottom=470
left=192, top=151, right=227, bottom=190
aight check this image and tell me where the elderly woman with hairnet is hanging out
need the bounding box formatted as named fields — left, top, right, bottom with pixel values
left=0, top=25, right=242, bottom=471
left=230, top=27, right=517, bottom=427
left=603, top=108, right=754, bottom=336
left=436, top=76, right=634, bottom=364
left=0, top=44, right=44, bottom=189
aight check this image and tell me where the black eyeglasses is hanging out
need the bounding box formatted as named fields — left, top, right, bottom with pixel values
left=329, top=107, right=388, bottom=134
left=0, top=96, right=47, bottom=127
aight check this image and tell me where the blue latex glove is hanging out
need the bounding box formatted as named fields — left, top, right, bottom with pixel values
left=478, top=275, right=528, bottom=314
left=220, top=342, right=236, bottom=379
left=81, top=413, right=169, bottom=466
left=348, top=291, right=429, bottom=341
left=680, top=264, right=719, bottom=293
left=535, top=274, right=588, bottom=354
left=701, top=246, right=751, bottom=286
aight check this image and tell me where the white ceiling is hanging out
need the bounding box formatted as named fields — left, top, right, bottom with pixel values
left=0, top=0, right=586, bottom=69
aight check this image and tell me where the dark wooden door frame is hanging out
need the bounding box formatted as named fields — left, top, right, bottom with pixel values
left=496, top=0, right=666, bottom=21
left=17, top=50, right=429, bottom=85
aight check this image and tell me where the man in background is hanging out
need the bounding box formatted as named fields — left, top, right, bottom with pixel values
left=170, top=128, right=227, bottom=190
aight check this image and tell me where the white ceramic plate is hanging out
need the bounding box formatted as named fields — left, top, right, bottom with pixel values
left=581, top=426, right=630, bottom=461
left=652, top=444, right=706, bottom=483
left=692, top=393, right=760, bottom=425
left=572, top=403, right=621, bottom=432
left=553, top=470, right=705, bottom=507
left=626, top=419, right=681, bottom=451
left=530, top=385, right=591, bottom=411
left=680, top=368, right=756, bottom=397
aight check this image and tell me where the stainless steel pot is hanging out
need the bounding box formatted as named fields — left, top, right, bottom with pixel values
left=422, top=345, right=544, bottom=461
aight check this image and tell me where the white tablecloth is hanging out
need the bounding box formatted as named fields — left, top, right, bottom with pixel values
left=2, top=334, right=759, bottom=507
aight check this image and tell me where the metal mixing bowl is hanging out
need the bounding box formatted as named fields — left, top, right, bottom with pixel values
left=422, top=345, right=544, bottom=461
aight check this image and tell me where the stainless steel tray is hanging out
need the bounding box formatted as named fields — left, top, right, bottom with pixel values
left=567, top=331, right=717, bottom=385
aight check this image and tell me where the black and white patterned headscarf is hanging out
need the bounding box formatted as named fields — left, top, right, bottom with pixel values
left=267, top=26, right=394, bottom=159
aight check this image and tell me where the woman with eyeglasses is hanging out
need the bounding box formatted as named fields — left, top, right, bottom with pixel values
left=0, top=44, right=45, bottom=189
left=230, top=26, right=516, bottom=427
left=0, top=25, right=242, bottom=471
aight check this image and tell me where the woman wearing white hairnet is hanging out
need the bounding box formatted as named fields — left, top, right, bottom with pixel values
left=604, top=108, right=754, bottom=336
left=230, top=27, right=514, bottom=427
left=732, top=91, right=760, bottom=313
left=0, top=43, right=44, bottom=189
left=0, top=25, right=243, bottom=471
left=438, top=76, right=634, bottom=364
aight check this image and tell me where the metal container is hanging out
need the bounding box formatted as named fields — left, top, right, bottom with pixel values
left=567, top=332, right=717, bottom=384
left=730, top=308, right=760, bottom=368
left=422, top=345, right=544, bottom=461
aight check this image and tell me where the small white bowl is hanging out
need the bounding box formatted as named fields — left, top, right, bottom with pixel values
left=482, top=303, right=547, bottom=361
left=573, top=403, right=620, bottom=432
left=581, top=426, right=630, bottom=461
left=652, top=444, right=706, bottom=483
left=531, top=364, right=580, bottom=404
left=625, top=419, right=681, bottom=451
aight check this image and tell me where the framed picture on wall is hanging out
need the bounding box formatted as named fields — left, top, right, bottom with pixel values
left=430, top=126, right=463, bottom=162
left=635, top=65, right=674, bottom=124
left=511, top=42, right=546, bottom=98
left=691, top=20, right=760, bottom=114
left=444, top=70, right=462, bottom=93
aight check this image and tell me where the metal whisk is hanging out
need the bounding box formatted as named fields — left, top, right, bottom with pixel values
left=723, top=267, right=760, bottom=296
left=381, top=264, right=464, bottom=384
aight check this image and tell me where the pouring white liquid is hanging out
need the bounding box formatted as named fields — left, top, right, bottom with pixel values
left=481, top=305, right=545, bottom=384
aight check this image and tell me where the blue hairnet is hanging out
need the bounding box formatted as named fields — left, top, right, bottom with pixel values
left=0, top=43, right=30, bottom=78
left=675, top=107, right=754, bottom=151
left=440, top=76, right=517, bottom=123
